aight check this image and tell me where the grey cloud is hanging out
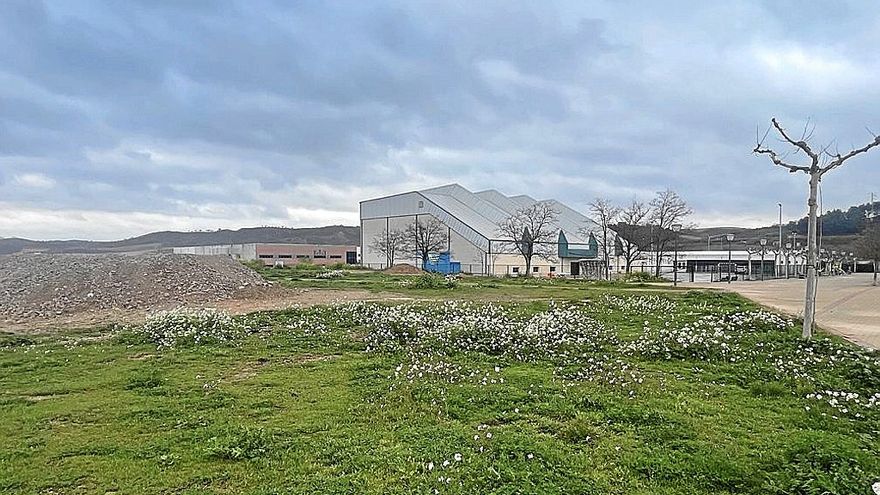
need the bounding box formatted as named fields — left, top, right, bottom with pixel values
left=1, top=0, right=879, bottom=239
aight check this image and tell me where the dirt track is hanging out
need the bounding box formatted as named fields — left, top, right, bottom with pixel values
left=0, top=287, right=399, bottom=334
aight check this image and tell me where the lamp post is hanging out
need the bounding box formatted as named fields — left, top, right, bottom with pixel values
left=672, top=224, right=682, bottom=286
left=759, top=238, right=767, bottom=281
left=777, top=203, right=783, bottom=277
left=725, top=233, right=734, bottom=283
left=785, top=242, right=792, bottom=279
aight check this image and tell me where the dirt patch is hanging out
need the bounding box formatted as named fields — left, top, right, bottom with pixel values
left=128, top=353, right=155, bottom=361
left=0, top=286, right=398, bottom=334
left=383, top=264, right=423, bottom=274
left=0, top=251, right=407, bottom=333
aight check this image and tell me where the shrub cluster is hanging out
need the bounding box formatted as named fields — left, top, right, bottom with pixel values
left=135, top=308, right=245, bottom=349
left=399, top=273, right=459, bottom=289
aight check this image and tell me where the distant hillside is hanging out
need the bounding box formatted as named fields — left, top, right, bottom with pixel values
left=679, top=201, right=878, bottom=252
left=0, top=226, right=360, bottom=255
left=615, top=201, right=878, bottom=253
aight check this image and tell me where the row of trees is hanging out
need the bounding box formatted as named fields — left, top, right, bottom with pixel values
left=588, top=189, right=692, bottom=277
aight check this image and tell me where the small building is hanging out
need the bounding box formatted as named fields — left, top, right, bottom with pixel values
left=172, top=243, right=358, bottom=267
left=360, top=184, right=603, bottom=277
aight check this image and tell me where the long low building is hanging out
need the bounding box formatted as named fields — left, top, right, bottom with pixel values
left=172, top=243, right=359, bottom=266
left=360, top=183, right=603, bottom=277
left=619, top=249, right=808, bottom=281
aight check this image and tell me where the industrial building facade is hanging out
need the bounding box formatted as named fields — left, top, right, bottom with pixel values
left=360, top=184, right=603, bottom=277
left=172, top=243, right=358, bottom=266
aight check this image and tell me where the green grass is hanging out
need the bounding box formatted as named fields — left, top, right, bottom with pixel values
left=257, top=264, right=672, bottom=300
left=0, top=290, right=878, bottom=494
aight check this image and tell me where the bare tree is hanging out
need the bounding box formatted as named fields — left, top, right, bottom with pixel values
left=405, top=217, right=449, bottom=268
left=855, top=224, right=880, bottom=286
left=368, top=227, right=408, bottom=268
left=586, top=198, right=620, bottom=280
left=613, top=200, right=652, bottom=273
left=498, top=202, right=559, bottom=276
left=649, top=189, right=692, bottom=277
left=754, top=118, right=880, bottom=338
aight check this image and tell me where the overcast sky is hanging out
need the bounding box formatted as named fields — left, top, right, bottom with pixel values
left=2, top=1, right=879, bottom=240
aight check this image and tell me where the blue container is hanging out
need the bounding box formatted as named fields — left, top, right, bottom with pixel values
left=423, top=252, right=461, bottom=274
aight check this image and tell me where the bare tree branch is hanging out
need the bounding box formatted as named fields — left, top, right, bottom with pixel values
left=405, top=217, right=449, bottom=267
left=497, top=202, right=559, bottom=276
left=820, top=134, right=880, bottom=175
left=752, top=145, right=811, bottom=173
left=585, top=198, right=620, bottom=280
left=772, top=117, right=818, bottom=163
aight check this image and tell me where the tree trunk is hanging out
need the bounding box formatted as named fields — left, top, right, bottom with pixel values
left=874, top=260, right=878, bottom=286
left=524, top=257, right=532, bottom=277
left=802, top=174, right=820, bottom=339
left=602, top=234, right=611, bottom=280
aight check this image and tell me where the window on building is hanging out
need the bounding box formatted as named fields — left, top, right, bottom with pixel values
left=549, top=266, right=556, bottom=272
left=258, top=254, right=274, bottom=259
left=418, top=200, right=424, bottom=208
left=278, top=254, right=292, bottom=259
left=296, top=254, right=310, bottom=259
left=313, top=249, right=327, bottom=259
left=329, top=255, right=342, bottom=259
left=512, top=267, right=519, bottom=273
left=533, top=266, right=540, bottom=273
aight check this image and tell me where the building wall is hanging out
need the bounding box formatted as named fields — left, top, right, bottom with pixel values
left=172, top=244, right=256, bottom=259
left=172, top=243, right=356, bottom=266
left=361, top=213, right=487, bottom=273
left=254, top=244, right=357, bottom=266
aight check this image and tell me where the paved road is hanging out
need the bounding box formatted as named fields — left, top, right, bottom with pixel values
left=686, top=274, right=880, bottom=350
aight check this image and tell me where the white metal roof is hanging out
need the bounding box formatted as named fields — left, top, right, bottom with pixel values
left=361, top=183, right=601, bottom=247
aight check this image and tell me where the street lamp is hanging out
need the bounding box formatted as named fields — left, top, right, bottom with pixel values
left=725, top=233, right=734, bottom=283
left=672, top=224, right=682, bottom=286
left=759, top=238, right=767, bottom=281
left=785, top=242, right=792, bottom=279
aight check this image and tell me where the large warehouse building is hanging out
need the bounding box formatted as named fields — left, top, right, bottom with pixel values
left=360, top=184, right=603, bottom=277
left=172, top=243, right=358, bottom=267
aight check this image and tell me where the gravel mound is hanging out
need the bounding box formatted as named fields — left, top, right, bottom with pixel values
left=0, top=253, right=269, bottom=321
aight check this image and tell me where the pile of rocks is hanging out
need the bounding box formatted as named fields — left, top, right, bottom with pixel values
left=0, top=253, right=269, bottom=321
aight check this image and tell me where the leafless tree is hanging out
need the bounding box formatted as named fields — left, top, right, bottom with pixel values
left=498, top=202, right=559, bottom=276
left=855, top=224, right=880, bottom=286
left=405, top=217, right=449, bottom=268
left=586, top=198, right=620, bottom=280
left=648, top=189, right=692, bottom=277
left=368, top=227, right=408, bottom=268
left=613, top=199, right=652, bottom=273
left=754, top=118, right=880, bottom=338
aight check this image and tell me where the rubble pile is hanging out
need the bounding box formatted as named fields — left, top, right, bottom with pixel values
left=0, top=253, right=269, bottom=321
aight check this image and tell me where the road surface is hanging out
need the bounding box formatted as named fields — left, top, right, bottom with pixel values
left=687, top=274, right=879, bottom=350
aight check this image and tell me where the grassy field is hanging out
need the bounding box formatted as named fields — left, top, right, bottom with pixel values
left=255, top=263, right=670, bottom=299
left=1, top=280, right=879, bottom=494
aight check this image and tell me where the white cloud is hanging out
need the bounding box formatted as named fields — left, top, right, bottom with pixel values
left=13, top=173, right=56, bottom=189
